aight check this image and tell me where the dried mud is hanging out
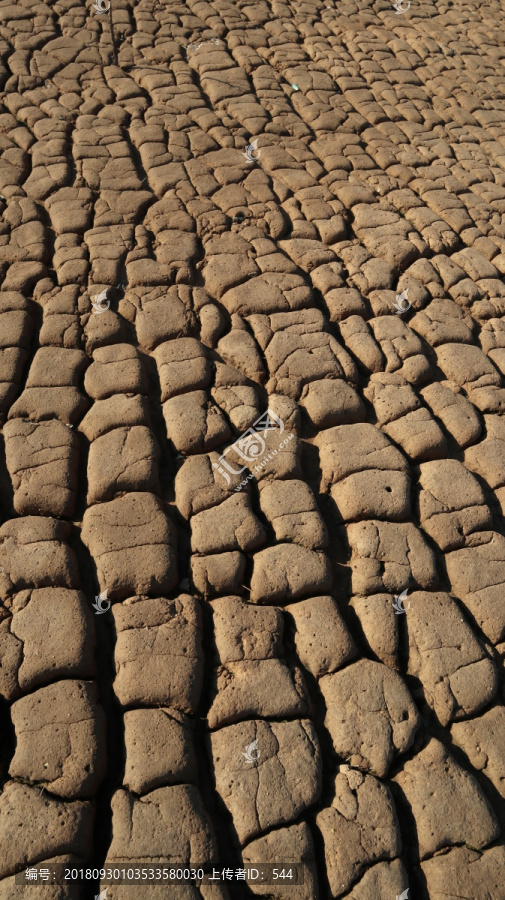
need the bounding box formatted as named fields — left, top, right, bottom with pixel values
left=1, top=0, right=505, bottom=897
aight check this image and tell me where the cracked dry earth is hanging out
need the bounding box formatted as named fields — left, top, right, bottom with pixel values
left=3, top=0, right=505, bottom=898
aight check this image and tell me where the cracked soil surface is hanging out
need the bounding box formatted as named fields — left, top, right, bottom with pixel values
left=1, top=0, right=505, bottom=897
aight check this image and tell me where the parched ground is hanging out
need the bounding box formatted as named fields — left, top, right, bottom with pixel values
left=1, top=0, right=505, bottom=897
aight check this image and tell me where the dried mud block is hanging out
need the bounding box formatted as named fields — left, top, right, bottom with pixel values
left=445, top=532, right=505, bottom=644
left=4, top=419, right=79, bottom=518
left=347, top=520, right=439, bottom=596
left=451, top=706, right=505, bottom=799
left=278, top=239, right=338, bottom=272
left=211, top=357, right=260, bottom=420
left=285, top=596, right=356, bottom=677
left=9, top=680, right=106, bottom=799
left=87, top=426, right=161, bottom=504
left=450, top=248, right=500, bottom=282
left=267, top=394, right=301, bottom=436
left=0, top=782, right=93, bottom=879
left=207, top=657, right=308, bottom=728
left=175, top=454, right=243, bottom=520
left=393, top=738, right=500, bottom=860
left=217, top=326, right=267, bottom=384
left=351, top=204, right=421, bottom=269
left=0, top=517, right=79, bottom=600
left=84, top=344, right=148, bottom=400
left=81, top=492, right=177, bottom=599
left=209, top=719, right=321, bottom=844
left=451, top=706, right=505, bottom=798
left=258, top=480, right=328, bottom=549
left=226, top=426, right=302, bottom=485
left=339, top=317, right=384, bottom=375
left=83, top=309, right=130, bottom=355
left=250, top=544, right=332, bottom=604
left=343, top=859, right=408, bottom=900
left=464, top=413, right=505, bottom=491
left=202, top=232, right=261, bottom=301
left=134, top=285, right=199, bottom=353
left=299, top=379, right=366, bottom=429
left=242, top=823, right=319, bottom=900
left=10, top=348, right=88, bottom=420
left=0, top=293, right=34, bottom=350
left=480, top=318, right=505, bottom=361
left=420, top=844, right=505, bottom=900
left=409, top=298, right=474, bottom=347
left=8, top=385, right=89, bottom=425
left=24, top=347, right=88, bottom=388
left=105, top=785, right=217, bottom=866
left=124, top=709, right=197, bottom=795
left=369, top=317, right=431, bottom=385
left=191, top=493, right=266, bottom=555
left=249, top=309, right=357, bottom=399
left=191, top=552, right=246, bottom=598
left=113, top=595, right=203, bottom=712
left=221, top=273, right=312, bottom=316
left=365, top=376, right=447, bottom=462
left=212, top=380, right=260, bottom=435
left=348, top=595, right=399, bottom=670
left=485, top=352, right=505, bottom=381
left=0, top=588, right=94, bottom=701
left=320, top=659, right=420, bottom=777
left=316, top=770, right=401, bottom=897
left=79, top=393, right=151, bottom=442
left=0, top=347, right=29, bottom=424
left=324, top=286, right=369, bottom=323
left=46, top=184, right=93, bottom=233
left=435, top=343, right=505, bottom=412
left=153, top=338, right=211, bottom=401
left=315, top=424, right=410, bottom=522
left=421, top=380, right=482, bottom=449
left=200, top=303, right=227, bottom=350
left=364, top=374, right=422, bottom=426
left=211, top=596, right=284, bottom=661
left=435, top=343, right=502, bottom=390
left=162, top=391, right=231, bottom=455
left=406, top=592, right=498, bottom=725
left=417, top=459, right=492, bottom=550
left=405, top=290, right=469, bottom=339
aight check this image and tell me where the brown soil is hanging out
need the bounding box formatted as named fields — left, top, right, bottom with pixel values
left=1, top=0, right=505, bottom=897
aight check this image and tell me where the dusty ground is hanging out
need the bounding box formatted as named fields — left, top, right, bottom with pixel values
left=1, top=0, right=505, bottom=896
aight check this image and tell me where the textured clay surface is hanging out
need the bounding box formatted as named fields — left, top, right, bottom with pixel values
left=0, top=0, right=505, bottom=897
